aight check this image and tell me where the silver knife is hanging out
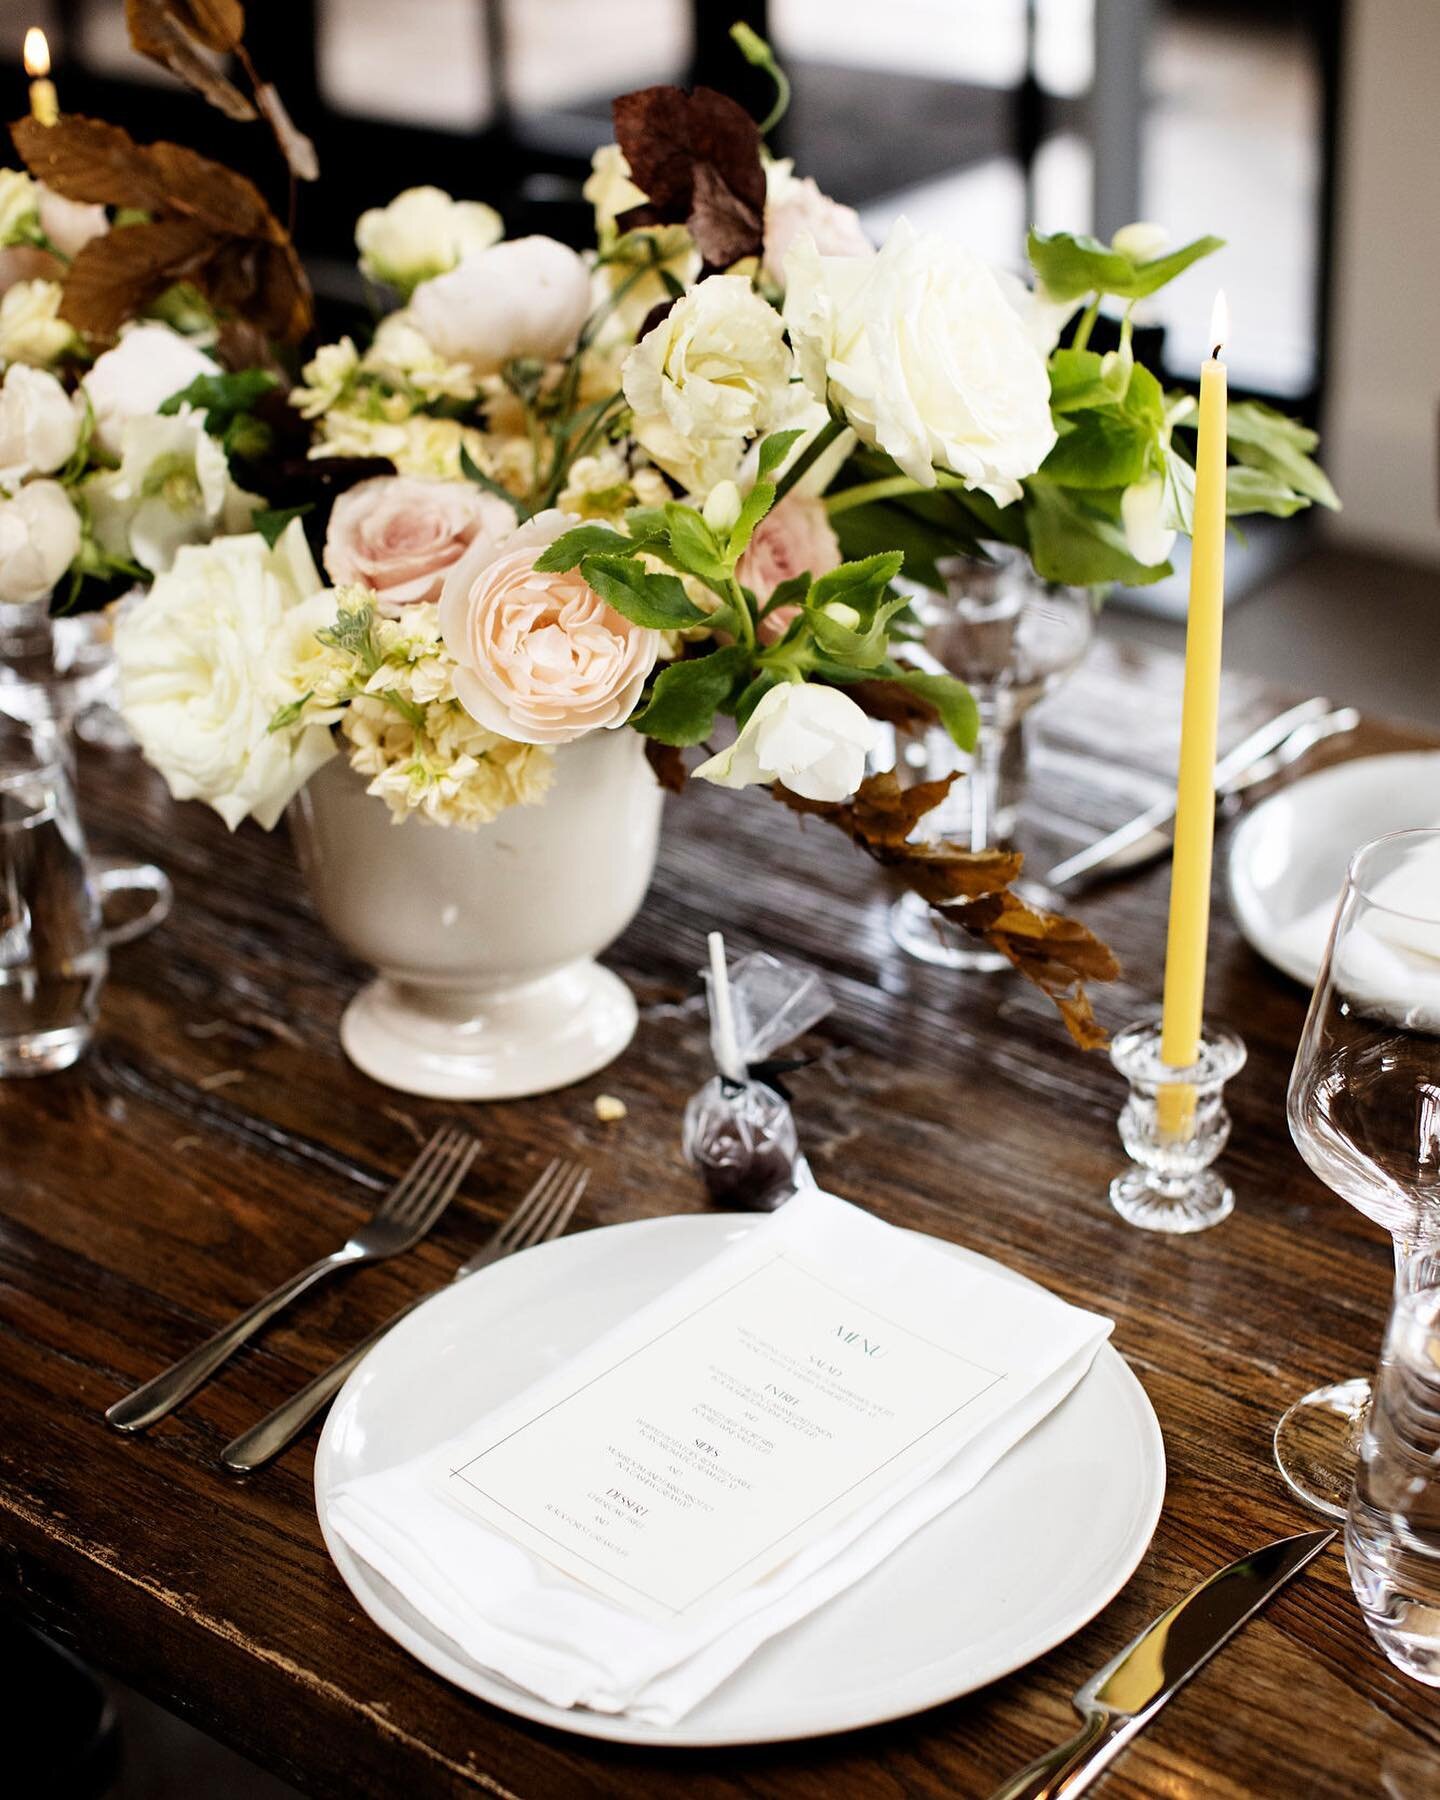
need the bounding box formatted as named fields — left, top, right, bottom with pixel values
left=988, top=1528, right=1335, bottom=1800
left=1046, top=699, right=1356, bottom=890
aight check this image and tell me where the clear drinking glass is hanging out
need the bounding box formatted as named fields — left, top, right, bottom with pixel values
left=888, top=546, right=1094, bottom=970
left=0, top=718, right=108, bottom=1075
left=1275, top=828, right=1440, bottom=1520
left=1347, top=1248, right=1440, bottom=1685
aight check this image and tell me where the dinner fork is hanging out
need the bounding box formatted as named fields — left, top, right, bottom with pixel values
left=220, top=1157, right=589, bottom=1473
left=107, top=1126, right=480, bottom=1434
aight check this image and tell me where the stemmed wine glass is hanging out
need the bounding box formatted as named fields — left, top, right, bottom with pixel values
left=888, top=546, right=1094, bottom=971
left=1275, top=827, right=1440, bottom=1520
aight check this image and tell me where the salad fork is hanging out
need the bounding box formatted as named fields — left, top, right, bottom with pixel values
left=220, top=1157, right=589, bottom=1472
left=107, top=1125, right=479, bottom=1433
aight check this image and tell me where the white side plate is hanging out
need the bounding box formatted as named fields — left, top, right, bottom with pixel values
left=315, top=1212, right=1164, bottom=1747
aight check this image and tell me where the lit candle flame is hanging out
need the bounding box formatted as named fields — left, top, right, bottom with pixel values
left=23, top=27, right=50, bottom=79
left=1209, top=290, right=1229, bottom=361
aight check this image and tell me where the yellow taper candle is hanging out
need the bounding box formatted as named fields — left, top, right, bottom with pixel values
left=24, top=28, right=57, bottom=126
left=1158, top=292, right=1228, bottom=1138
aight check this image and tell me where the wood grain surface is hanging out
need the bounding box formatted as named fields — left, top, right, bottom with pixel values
left=3, top=638, right=1438, bottom=1798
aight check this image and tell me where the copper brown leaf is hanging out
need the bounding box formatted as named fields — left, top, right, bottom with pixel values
left=612, top=83, right=765, bottom=266
left=126, top=0, right=256, bottom=122
left=773, top=772, right=1119, bottom=1048
left=253, top=82, right=319, bottom=183
left=12, top=115, right=170, bottom=210
left=644, top=738, right=689, bottom=795
left=60, top=217, right=217, bottom=340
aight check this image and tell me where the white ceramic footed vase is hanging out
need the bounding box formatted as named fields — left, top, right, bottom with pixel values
left=289, top=726, right=663, bottom=1100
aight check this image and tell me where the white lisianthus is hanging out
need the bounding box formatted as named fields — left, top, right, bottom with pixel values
left=292, top=337, right=360, bottom=419
left=409, top=237, right=590, bottom=376
left=114, top=522, right=341, bottom=830
left=81, top=323, right=217, bottom=457
left=1121, top=474, right=1177, bottom=566
left=0, top=280, right=77, bottom=368
left=86, top=408, right=258, bottom=574
left=622, top=274, right=793, bottom=497
left=0, top=364, right=81, bottom=491
left=364, top=311, right=480, bottom=402
left=0, top=478, right=81, bottom=603
left=693, top=681, right=879, bottom=802
left=1111, top=221, right=1169, bottom=263
left=0, top=169, right=39, bottom=244
left=583, top=145, right=648, bottom=240
left=356, top=186, right=503, bottom=295
left=783, top=218, right=1057, bottom=503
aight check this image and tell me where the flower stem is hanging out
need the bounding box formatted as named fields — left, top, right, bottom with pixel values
left=824, top=470, right=969, bottom=516
left=773, top=415, right=846, bottom=503
left=1070, top=295, right=1101, bottom=354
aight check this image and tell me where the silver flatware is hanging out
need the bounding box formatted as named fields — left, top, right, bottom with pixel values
left=1046, top=699, right=1358, bottom=890
left=107, top=1126, right=479, bottom=1433
left=219, top=1156, right=589, bottom=1473
left=988, top=1527, right=1335, bottom=1800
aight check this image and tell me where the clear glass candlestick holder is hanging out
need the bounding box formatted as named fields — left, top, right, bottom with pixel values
left=1109, top=1013, right=1247, bottom=1233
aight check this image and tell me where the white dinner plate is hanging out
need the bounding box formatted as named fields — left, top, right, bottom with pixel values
left=1227, top=751, right=1440, bottom=988
left=315, top=1212, right=1164, bottom=1747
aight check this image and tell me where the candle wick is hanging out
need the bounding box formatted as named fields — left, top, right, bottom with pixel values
left=1211, top=343, right=1223, bottom=362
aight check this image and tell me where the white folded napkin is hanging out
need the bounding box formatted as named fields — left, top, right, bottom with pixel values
left=328, top=1190, right=1112, bottom=1726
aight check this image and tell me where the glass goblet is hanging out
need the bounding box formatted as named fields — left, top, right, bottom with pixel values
left=888, top=547, right=1094, bottom=971
left=1275, top=827, right=1440, bottom=1520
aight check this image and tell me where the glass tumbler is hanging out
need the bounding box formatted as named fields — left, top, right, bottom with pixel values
left=0, top=720, right=107, bottom=1074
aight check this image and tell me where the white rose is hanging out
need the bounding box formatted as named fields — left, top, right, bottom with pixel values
left=693, top=681, right=879, bottom=802
left=37, top=185, right=107, bottom=258
left=0, top=363, right=81, bottom=491
left=783, top=217, right=1057, bottom=503
left=81, top=323, right=216, bottom=457
left=114, top=522, right=339, bottom=830
left=0, top=479, right=81, bottom=603
left=356, top=186, right=503, bottom=295
left=0, top=279, right=76, bottom=368
left=622, top=274, right=793, bottom=497
left=86, top=408, right=257, bottom=574
left=0, top=169, right=39, bottom=244
left=1121, top=474, right=1177, bottom=566
left=583, top=144, right=647, bottom=240
left=409, top=236, right=590, bottom=377
left=762, top=159, right=870, bottom=288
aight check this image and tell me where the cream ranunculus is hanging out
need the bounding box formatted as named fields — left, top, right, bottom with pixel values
left=81, top=323, right=217, bottom=458
left=356, top=186, right=503, bottom=295
left=762, top=159, right=870, bottom=288
left=86, top=408, right=258, bottom=574
left=439, top=508, right=660, bottom=744
left=0, top=478, right=80, bottom=603
left=114, top=522, right=340, bottom=830
left=621, top=274, right=793, bottom=498
left=409, top=237, right=591, bottom=377
left=783, top=217, right=1057, bottom=503
left=693, top=680, right=878, bottom=802
left=0, top=279, right=76, bottom=368
left=0, top=363, right=81, bottom=491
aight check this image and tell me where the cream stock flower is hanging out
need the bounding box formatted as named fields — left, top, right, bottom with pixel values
left=410, top=236, right=590, bottom=376
left=783, top=218, right=1056, bottom=503
left=693, top=681, right=878, bottom=802
left=0, top=279, right=76, bottom=368
left=324, top=474, right=517, bottom=612
left=0, top=478, right=80, bottom=603
left=356, top=186, right=503, bottom=294
left=364, top=312, right=479, bottom=402
left=621, top=274, right=792, bottom=497
left=584, top=145, right=647, bottom=240
left=0, top=363, right=80, bottom=491
left=292, top=338, right=360, bottom=419
left=114, top=522, right=339, bottom=829
left=439, top=507, right=660, bottom=744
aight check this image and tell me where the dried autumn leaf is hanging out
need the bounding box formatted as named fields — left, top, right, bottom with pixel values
left=644, top=738, right=689, bottom=795
left=61, top=217, right=216, bottom=341
left=253, top=82, right=319, bottom=183
left=126, top=0, right=256, bottom=123
left=774, top=772, right=1119, bottom=1048
left=612, top=83, right=765, bottom=267
left=12, top=115, right=170, bottom=210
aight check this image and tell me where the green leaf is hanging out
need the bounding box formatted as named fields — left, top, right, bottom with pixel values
left=267, top=693, right=312, bottom=734
left=222, top=413, right=272, bottom=461
left=533, top=523, right=635, bottom=572
left=158, top=368, right=277, bottom=429
left=1225, top=464, right=1309, bottom=518
left=1219, top=400, right=1339, bottom=510
left=1040, top=413, right=1151, bottom=490
left=808, top=551, right=905, bottom=613
left=1120, top=361, right=1165, bottom=428
left=1160, top=446, right=1196, bottom=535
left=883, top=669, right=979, bottom=752
left=252, top=504, right=313, bottom=548
left=581, top=555, right=708, bottom=629
left=631, top=646, right=749, bottom=745
left=1049, top=348, right=1118, bottom=413
left=808, top=588, right=911, bottom=670
left=664, top=504, right=729, bottom=582
left=460, top=445, right=531, bottom=518
left=624, top=505, right=670, bottom=539
left=1025, top=483, right=1168, bottom=587
left=1027, top=228, right=1225, bottom=302
left=757, top=572, right=810, bottom=619
left=757, top=428, right=805, bottom=481
left=728, top=480, right=776, bottom=561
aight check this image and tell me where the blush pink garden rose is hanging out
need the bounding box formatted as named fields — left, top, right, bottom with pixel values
left=439, top=508, right=661, bottom=744
left=737, top=494, right=844, bottom=642
left=762, top=160, right=871, bottom=288
left=323, top=474, right=516, bottom=612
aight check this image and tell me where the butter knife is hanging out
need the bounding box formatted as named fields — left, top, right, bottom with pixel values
left=988, top=1528, right=1334, bottom=1800
left=1046, top=698, right=1356, bottom=890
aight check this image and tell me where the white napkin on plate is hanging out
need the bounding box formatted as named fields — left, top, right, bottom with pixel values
left=327, top=1190, right=1112, bottom=1726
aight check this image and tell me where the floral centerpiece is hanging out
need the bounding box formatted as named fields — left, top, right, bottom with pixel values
left=0, top=10, right=1333, bottom=1093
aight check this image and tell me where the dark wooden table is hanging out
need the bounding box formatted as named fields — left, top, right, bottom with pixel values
left=4, top=639, right=1439, bottom=1799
